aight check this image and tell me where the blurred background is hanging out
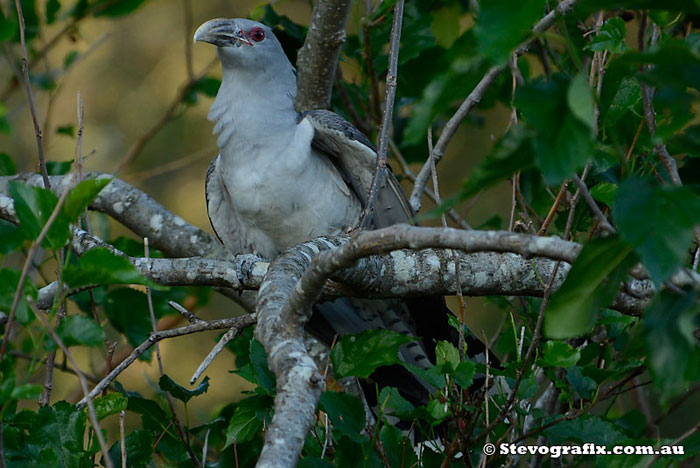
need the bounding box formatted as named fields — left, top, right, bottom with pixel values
left=1, top=0, right=524, bottom=432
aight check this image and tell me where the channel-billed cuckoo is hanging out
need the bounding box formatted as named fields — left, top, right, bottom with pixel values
left=194, top=18, right=488, bottom=405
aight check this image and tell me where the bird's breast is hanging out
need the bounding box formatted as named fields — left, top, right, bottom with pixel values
left=218, top=129, right=361, bottom=255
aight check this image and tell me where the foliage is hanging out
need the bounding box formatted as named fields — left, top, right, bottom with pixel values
left=1, top=0, right=699, bottom=467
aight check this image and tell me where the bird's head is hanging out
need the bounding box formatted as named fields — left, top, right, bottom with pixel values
left=194, top=18, right=287, bottom=71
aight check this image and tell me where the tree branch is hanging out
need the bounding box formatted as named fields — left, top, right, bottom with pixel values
left=294, top=0, right=353, bottom=111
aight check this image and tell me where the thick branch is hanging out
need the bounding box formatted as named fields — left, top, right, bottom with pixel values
left=0, top=173, right=227, bottom=259
left=294, top=0, right=353, bottom=111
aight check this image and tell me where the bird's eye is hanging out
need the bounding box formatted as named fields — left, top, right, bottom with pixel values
left=250, top=27, right=266, bottom=42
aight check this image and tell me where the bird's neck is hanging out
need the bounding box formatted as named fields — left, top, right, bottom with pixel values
left=209, top=68, right=298, bottom=155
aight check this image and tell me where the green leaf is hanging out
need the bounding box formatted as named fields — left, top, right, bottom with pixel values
left=106, top=429, right=153, bottom=467
left=516, top=75, right=595, bottom=184
left=540, top=341, right=581, bottom=368
left=46, top=161, right=72, bottom=175
left=567, top=74, right=595, bottom=130
left=453, top=360, right=475, bottom=389
left=248, top=338, right=275, bottom=393
left=93, top=0, right=147, bottom=17
left=461, top=124, right=535, bottom=198
left=45, top=0, right=60, bottom=24
left=566, top=366, right=597, bottom=399
left=0, top=152, right=16, bottom=175
left=47, top=315, right=104, bottom=350
left=543, top=414, right=627, bottom=446
left=56, top=124, right=75, bottom=136
left=590, top=182, right=618, bottom=206
left=158, top=374, right=209, bottom=403
left=93, top=393, right=127, bottom=420
left=402, top=362, right=447, bottom=390
left=63, top=248, right=157, bottom=289
left=643, top=291, right=699, bottom=399
left=613, top=178, right=700, bottom=284
left=9, top=181, right=70, bottom=249
left=426, top=399, right=448, bottom=422
left=330, top=329, right=415, bottom=378
left=0, top=269, right=38, bottom=325
left=10, top=383, right=42, bottom=401
left=224, top=395, right=273, bottom=447
left=586, top=17, right=628, bottom=54
left=545, top=236, right=637, bottom=339
left=0, top=219, right=24, bottom=255
left=378, top=386, right=415, bottom=420
left=184, top=76, right=221, bottom=104
left=435, top=340, right=460, bottom=371
left=320, top=391, right=365, bottom=441
left=298, top=458, right=334, bottom=468
left=380, top=424, right=418, bottom=468
left=476, top=0, right=545, bottom=64
left=63, top=51, right=78, bottom=69
left=62, top=177, right=111, bottom=221
left=103, top=288, right=153, bottom=357
left=31, top=402, right=88, bottom=468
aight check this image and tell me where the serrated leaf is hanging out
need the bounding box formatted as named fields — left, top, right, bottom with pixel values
left=158, top=374, right=209, bottom=403
left=93, top=393, right=127, bottom=420
left=613, top=178, right=700, bottom=284
left=31, top=402, right=88, bottom=467
left=320, top=391, right=365, bottom=441
left=63, top=248, right=157, bottom=289
left=540, top=341, right=581, bottom=368
left=545, top=236, right=637, bottom=339
left=453, top=360, right=475, bottom=389
left=47, top=315, right=104, bottom=350
left=330, top=329, right=415, bottom=378
left=586, top=17, right=628, bottom=54
left=435, top=340, right=460, bottom=369
left=543, top=414, right=628, bottom=445
left=476, top=0, right=545, bottom=65
left=0, top=219, right=25, bottom=255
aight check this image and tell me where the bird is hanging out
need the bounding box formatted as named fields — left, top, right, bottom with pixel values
left=193, top=17, right=490, bottom=407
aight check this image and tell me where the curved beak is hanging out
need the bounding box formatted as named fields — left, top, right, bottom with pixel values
left=194, top=18, right=252, bottom=47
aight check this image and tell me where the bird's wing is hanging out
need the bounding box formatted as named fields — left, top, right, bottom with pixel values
left=301, top=109, right=415, bottom=228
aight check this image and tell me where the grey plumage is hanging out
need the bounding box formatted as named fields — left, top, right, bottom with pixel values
left=195, top=18, right=483, bottom=404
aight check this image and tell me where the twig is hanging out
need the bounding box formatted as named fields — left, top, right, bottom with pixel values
left=189, top=326, right=238, bottom=384
left=32, top=303, right=113, bottom=468
left=537, top=181, right=568, bottom=236
left=120, top=410, right=127, bottom=468
left=13, top=0, right=50, bottom=189
left=572, top=175, right=616, bottom=233
left=409, top=0, right=579, bottom=211
left=202, top=428, right=210, bottom=466
left=76, top=314, right=256, bottom=408
left=144, top=238, right=164, bottom=374
left=169, top=300, right=203, bottom=324
left=294, top=0, right=353, bottom=111
left=358, top=0, right=404, bottom=228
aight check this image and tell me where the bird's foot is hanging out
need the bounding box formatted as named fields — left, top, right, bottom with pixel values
left=235, top=253, right=264, bottom=294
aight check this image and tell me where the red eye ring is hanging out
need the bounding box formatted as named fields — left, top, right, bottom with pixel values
left=250, top=27, right=266, bottom=42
